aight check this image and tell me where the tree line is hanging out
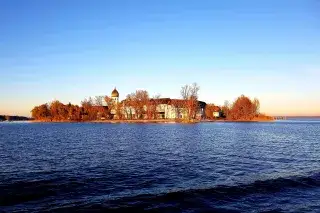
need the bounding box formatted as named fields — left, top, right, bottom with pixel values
left=31, top=83, right=272, bottom=122
left=31, top=83, right=202, bottom=121
left=205, top=95, right=272, bottom=121
left=0, top=115, right=31, bottom=121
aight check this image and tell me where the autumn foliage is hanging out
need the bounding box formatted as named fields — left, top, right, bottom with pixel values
left=219, top=95, right=272, bottom=121
left=31, top=85, right=272, bottom=122
left=228, top=96, right=260, bottom=120
left=205, top=104, right=221, bottom=120
left=31, top=99, right=108, bottom=121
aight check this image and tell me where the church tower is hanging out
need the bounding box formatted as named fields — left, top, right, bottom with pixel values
left=111, top=87, right=119, bottom=103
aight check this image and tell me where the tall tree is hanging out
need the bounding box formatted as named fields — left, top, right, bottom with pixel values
left=67, top=104, right=81, bottom=121
left=50, top=100, right=68, bottom=121
left=222, top=100, right=231, bottom=118
left=81, top=98, right=96, bottom=121
left=131, top=90, right=149, bottom=119
left=253, top=98, right=260, bottom=114
left=180, top=83, right=200, bottom=120
left=229, top=95, right=258, bottom=120
left=31, top=104, right=51, bottom=120
left=94, top=96, right=105, bottom=106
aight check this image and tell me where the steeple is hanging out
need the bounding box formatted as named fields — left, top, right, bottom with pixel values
left=111, top=87, right=119, bottom=103
left=111, top=87, right=119, bottom=98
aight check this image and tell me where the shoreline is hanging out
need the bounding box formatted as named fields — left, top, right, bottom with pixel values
left=31, top=119, right=194, bottom=124
left=31, top=119, right=274, bottom=124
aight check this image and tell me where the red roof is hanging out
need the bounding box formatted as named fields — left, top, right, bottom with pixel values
left=213, top=106, right=221, bottom=112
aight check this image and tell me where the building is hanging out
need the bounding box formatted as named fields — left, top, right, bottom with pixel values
left=212, top=106, right=222, bottom=118
left=109, top=88, right=207, bottom=120
left=110, top=88, right=120, bottom=118
left=111, top=88, right=119, bottom=103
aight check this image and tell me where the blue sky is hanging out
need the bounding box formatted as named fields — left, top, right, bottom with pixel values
left=1, top=0, right=319, bottom=116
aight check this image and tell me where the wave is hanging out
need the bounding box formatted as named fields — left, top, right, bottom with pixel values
left=1, top=172, right=320, bottom=211
left=102, top=172, right=320, bottom=208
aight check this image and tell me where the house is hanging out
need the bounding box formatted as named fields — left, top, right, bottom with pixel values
left=212, top=106, right=222, bottom=118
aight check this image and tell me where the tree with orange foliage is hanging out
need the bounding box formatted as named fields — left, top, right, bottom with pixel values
left=128, top=90, right=149, bottom=119
left=136, top=90, right=149, bottom=119
left=105, top=95, right=122, bottom=119
left=31, top=104, right=51, bottom=120
left=66, top=103, right=81, bottom=121
left=93, top=96, right=109, bottom=120
left=50, top=100, right=68, bottom=121
left=228, top=95, right=259, bottom=120
left=115, top=103, right=123, bottom=120
left=81, top=98, right=97, bottom=121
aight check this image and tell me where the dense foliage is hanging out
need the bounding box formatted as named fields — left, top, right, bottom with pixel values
left=221, top=95, right=272, bottom=121
left=31, top=100, right=109, bottom=121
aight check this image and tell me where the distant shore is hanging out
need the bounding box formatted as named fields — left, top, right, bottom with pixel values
left=0, top=115, right=31, bottom=122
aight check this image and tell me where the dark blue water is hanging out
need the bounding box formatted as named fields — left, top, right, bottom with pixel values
left=1, top=121, right=320, bottom=212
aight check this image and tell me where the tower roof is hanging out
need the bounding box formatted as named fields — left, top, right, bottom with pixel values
left=111, top=88, right=119, bottom=97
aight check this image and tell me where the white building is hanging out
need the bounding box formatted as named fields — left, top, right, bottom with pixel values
left=109, top=88, right=207, bottom=120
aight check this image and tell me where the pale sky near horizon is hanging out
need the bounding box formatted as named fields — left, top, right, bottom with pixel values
left=1, top=0, right=319, bottom=117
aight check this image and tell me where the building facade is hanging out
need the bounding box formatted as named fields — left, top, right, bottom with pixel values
left=109, top=88, right=207, bottom=120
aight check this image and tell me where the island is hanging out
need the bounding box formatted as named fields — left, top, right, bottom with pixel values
left=31, top=83, right=273, bottom=123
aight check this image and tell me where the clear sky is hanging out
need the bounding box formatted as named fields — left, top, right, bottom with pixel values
left=0, top=0, right=319, bottom=116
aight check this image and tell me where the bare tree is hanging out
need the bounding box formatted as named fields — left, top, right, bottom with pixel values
left=81, top=98, right=96, bottom=121
left=222, top=100, right=231, bottom=119
left=130, top=90, right=149, bottom=119
left=104, top=96, right=115, bottom=119
left=180, top=83, right=200, bottom=121
left=180, top=83, right=200, bottom=99
left=94, top=96, right=105, bottom=106
left=180, top=84, right=190, bottom=100
left=253, top=98, right=260, bottom=115
left=190, top=82, right=200, bottom=99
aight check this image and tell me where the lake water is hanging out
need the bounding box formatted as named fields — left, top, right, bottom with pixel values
left=1, top=121, right=320, bottom=212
